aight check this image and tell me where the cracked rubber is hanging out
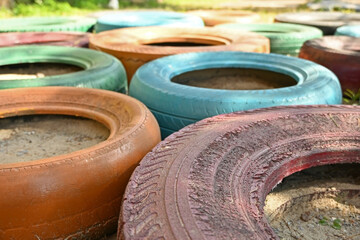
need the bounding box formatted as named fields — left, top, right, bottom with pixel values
left=129, top=51, right=342, bottom=138
left=89, top=26, right=269, bottom=82
left=0, top=45, right=127, bottom=93
left=275, top=12, right=360, bottom=35
left=299, top=36, right=360, bottom=92
left=120, top=105, right=360, bottom=240
left=0, top=32, right=90, bottom=47
left=0, top=16, right=96, bottom=32
left=187, top=10, right=260, bottom=26
left=216, top=23, right=322, bottom=56
left=0, top=87, right=161, bottom=240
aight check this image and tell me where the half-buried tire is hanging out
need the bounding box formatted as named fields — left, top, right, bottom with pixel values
left=335, top=25, right=360, bottom=37
left=299, top=36, right=360, bottom=92
left=0, top=45, right=127, bottom=93
left=120, top=105, right=360, bottom=240
left=129, top=51, right=342, bottom=138
left=0, top=86, right=161, bottom=239
left=0, top=32, right=90, bottom=48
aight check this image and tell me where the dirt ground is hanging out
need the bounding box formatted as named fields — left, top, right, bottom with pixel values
left=0, top=115, right=109, bottom=164
left=265, top=164, right=360, bottom=240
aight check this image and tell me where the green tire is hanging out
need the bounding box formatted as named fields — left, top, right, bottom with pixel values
left=216, top=23, right=322, bottom=56
left=0, top=45, right=127, bottom=93
left=0, top=17, right=96, bottom=32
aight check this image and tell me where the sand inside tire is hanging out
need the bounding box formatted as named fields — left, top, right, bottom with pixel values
left=0, top=115, right=109, bottom=164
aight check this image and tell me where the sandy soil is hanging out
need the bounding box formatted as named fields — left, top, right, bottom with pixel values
left=0, top=115, right=109, bottom=164
left=265, top=164, right=360, bottom=240
left=171, top=68, right=297, bottom=90
left=0, top=62, right=82, bottom=80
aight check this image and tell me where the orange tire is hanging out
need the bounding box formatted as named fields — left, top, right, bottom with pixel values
left=188, top=10, right=260, bottom=26
left=0, top=87, right=160, bottom=239
left=89, top=26, right=269, bottom=82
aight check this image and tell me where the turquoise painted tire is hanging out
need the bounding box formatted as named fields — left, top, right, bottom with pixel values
left=95, top=11, right=204, bottom=32
left=216, top=23, right=322, bottom=56
left=335, top=25, right=360, bottom=37
left=0, top=45, right=127, bottom=93
left=129, top=51, right=342, bottom=138
left=0, top=17, right=96, bottom=33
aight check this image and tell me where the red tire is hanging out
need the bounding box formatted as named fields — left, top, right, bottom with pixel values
left=299, top=36, right=360, bottom=92
left=0, top=87, right=160, bottom=239
left=89, top=26, right=269, bottom=82
left=120, top=105, right=360, bottom=240
left=0, top=32, right=90, bottom=47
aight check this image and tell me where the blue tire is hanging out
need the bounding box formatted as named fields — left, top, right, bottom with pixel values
left=129, top=51, right=342, bottom=138
left=335, top=25, right=360, bottom=37
left=95, top=11, right=204, bottom=32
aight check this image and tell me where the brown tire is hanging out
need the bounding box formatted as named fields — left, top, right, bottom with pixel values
left=120, top=105, right=360, bottom=240
left=0, top=32, right=90, bottom=47
left=299, top=36, right=360, bottom=92
left=0, top=87, right=161, bottom=239
left=89, top=26, right=270, bottom=82
left=188, top=10, right=260, bottom=26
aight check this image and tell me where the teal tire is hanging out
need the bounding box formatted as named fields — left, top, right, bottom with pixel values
left=216, top=23, right=322, bottom=56
left=95, top=11, right=204, bottom=32
left=335, top=25, right=360, bottom=37
left=0, top=45, right=127, bottom=93
left=129, top=51, right=342, bottom=138
left=0, top=17, right=96, bottom=32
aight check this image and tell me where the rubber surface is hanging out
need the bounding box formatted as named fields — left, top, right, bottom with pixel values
left=275, top=12, right=360, bottom=35
left=0, top=32, right=90, bottom=47
left=0, top=87, right=161, bottom=239
left=0, top=16, right=96, bottom=32
left=216, top=23, right=322, bottom=56
left=120, top=105, right=360, bottom=240
left=90, top=26, right=269, bottom=81
left=0, top=45, right=127, bottom=93
left=299, top=36, right=360, bottom=92
left=95, top=10, right=204, bottom=32
left=335, top=25, right=360, bottom=37
left=129, top=51, right=342, bottom=137
left=187, top=10, right=260, bottom=26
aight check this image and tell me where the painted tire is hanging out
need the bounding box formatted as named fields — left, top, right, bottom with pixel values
left=275, top=12, right=360, bottom=35
left=129, top=51, right=342, bottom=138
left=0, top=45, right=127, bottom=93
left=335, top=25, right=360, bottom=37
left=90, top=27, right=269, bottom=82
left=188, top=10, right=260, bottom=26
left=0, top=87, right=161, bottom=239
left=299, top=36, right=360, bottom=92
left=0, top=17, right=96, bottom=33
left=95, top=11, right=204, bottom=33
left=0, top=32, right=90, bottom=48
left=216, top=23, right=322, bottom=56
left=120, top=105, right=360, bottom=240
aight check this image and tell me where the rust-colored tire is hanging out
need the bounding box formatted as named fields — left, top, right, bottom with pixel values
left=120, top=105, right=360, bottom=240
left=89, top=26, right=269, bottom=82
left=299, top=36, right=360, bottom=92
left=0, top=87, right=161, bottom=239
left=0, top=32, right=90, bottom=48
left=188, top=10, right=260, bottom=26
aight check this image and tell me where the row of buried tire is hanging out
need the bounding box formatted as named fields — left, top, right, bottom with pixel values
left=0, top=9, right=359, bottom=240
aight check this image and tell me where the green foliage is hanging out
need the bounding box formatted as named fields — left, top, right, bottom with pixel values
left=12, top=0, right=73, bottom=16
left=331, top=218, right=342, bottom=230
left=343, top=89, right=360, bottom=105
left=319, top=217, right=329, bottom=226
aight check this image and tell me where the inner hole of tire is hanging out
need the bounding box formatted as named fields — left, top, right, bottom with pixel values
left=142, top=38, right=225, bottom=47
left=171, top=68, right=297, bottom=90
left=265, top=163, right=360, bottom=239
left=0, top=62, right=84, bottom=80
left=0, top=114, right=110, bottom=164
